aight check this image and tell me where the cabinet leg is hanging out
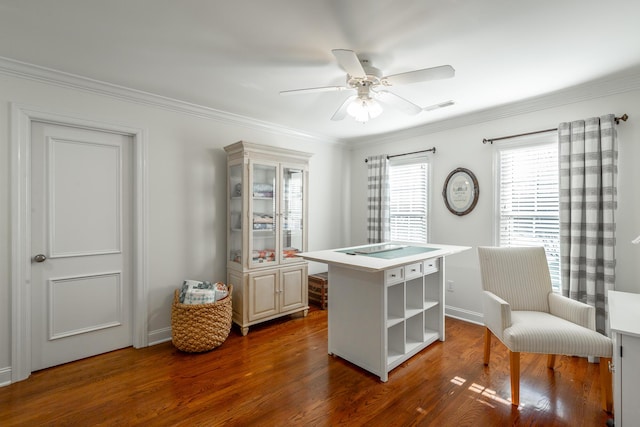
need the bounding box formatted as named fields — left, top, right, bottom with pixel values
left=600, top=357, right=613, bottom=413
left=303, top=309, right=308, bottom=317
left=241, top=326, right=249, bottom=336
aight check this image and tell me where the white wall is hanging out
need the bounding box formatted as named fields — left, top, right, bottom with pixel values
left=2, top=67, right=639, bottom=384
left=0, top=72, right=349, bottom=382
left=350, top=89, right=640, bottom=323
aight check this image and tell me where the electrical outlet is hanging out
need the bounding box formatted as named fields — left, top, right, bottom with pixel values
left=447, top=280, right=454, bottom=292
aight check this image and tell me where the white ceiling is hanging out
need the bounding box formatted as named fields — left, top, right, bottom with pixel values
left=1, top=0, right=639, bottom=143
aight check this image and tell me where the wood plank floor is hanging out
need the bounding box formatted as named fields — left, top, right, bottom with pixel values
left=0, top=309, right=613, bottom=426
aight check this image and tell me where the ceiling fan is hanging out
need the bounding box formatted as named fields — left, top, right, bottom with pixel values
left=280, top=49, right=455, bottom=123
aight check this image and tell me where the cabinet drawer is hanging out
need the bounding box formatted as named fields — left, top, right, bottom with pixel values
left=385, top=267, right=404, bottom=284
left=404, top=262, right=423, bottom=280
left=423, top=259, right=439, bottom=275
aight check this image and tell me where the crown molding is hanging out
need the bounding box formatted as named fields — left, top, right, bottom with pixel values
left=346, top=65, right=640, bottom=148
left=1, top=55, right=638, bottom=149
left=0, top=56, right=342, bottom=145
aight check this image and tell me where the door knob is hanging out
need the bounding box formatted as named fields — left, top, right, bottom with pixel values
left=34, top=254, right=47, bottom=263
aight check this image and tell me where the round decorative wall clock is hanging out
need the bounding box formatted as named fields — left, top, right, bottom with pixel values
left=442, top=167, right=479, bottom=216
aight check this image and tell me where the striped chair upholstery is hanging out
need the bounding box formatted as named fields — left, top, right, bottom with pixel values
left=478, top=246, right=613, bottom=411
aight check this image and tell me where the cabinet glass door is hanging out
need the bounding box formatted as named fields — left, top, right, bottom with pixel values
left=281, top=166, right=304, bottom=262
left=250, top=162, right=277, bottom=266
left=229, top=163, right=243, bottom=264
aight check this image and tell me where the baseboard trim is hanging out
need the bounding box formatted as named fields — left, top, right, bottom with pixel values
left=0, top=326, right=171, bottom=388
left=0, top=366, right=12, bottom=387
left=445, top=305, right=484, bottom=326
left=148, top=327, right=172, bottom=346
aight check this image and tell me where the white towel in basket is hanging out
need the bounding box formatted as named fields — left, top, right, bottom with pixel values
left=183, top=288, right=217, bottom=305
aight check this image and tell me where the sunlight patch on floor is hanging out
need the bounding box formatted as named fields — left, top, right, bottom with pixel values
left=449, top=376, right=514, bottom=407
left=468, top=382, right=512, bottom=406
left=450, top=376, right=466, bottom=386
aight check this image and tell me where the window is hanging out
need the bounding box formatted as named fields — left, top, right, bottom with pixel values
left=496, top=135, right=561, bottom=291
left=389, top=160, right=429, bottom=243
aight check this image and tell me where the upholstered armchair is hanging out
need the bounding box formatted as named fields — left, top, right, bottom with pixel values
left=477, top=246, right=613, bottom=411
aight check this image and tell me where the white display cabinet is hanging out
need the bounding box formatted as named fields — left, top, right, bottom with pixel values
left=225, top=141, right=312, bottom=335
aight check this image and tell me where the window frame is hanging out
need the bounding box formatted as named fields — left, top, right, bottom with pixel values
left=493, top=132, right=561, bottom=292
left=388, top=155, right=431, bottom=244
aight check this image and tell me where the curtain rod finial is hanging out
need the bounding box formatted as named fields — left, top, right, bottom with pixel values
left=482, top=138, right=492, bottom=144
left=616, top=113, right=629, bottom=124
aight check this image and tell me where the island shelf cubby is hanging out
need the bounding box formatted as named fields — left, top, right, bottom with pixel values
left=385, top=259, right=443, bottom=372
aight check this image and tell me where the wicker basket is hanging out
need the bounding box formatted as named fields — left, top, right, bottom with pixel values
left=171, top=284, right=233, bottom=353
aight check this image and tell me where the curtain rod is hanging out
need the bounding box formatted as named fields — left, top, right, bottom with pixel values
left=364, top=147, right=436, bottom=162
left=482, top=113, right=629, bottom=144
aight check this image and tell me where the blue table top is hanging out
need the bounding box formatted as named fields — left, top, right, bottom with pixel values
left=337, top=245, right=438, bottom=259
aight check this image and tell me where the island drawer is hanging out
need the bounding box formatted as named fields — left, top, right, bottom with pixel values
left=404, top=262, right=423, bottom=280
left=385, top=267, right=404, bottom=284
left=423, top=259, right=439, bottom=275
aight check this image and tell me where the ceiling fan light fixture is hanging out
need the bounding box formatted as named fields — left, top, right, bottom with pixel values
left=281, top=49, right=455, bottom=122
left=347, top=97, right=383, bottom=123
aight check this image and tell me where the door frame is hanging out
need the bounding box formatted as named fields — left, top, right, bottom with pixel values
left=10, top=103, right=149, bottom=383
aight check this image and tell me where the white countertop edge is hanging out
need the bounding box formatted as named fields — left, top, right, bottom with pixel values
left=297, top=242, right=471, bottom=272
left=608, top=290, right=640, bottom=337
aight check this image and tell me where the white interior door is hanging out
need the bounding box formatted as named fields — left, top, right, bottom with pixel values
left=30, top=121, right=133, bottom=371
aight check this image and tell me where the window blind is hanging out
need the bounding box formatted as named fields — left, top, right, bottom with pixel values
left=498, top=141, right=561, bottom=291
left=389, top=162, right=428, bottom=243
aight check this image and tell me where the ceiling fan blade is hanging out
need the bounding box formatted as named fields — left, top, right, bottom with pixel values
left=331, top=95, right=357, bottom=121
left=331, top=49, right=366, bottom=78
left=375, top=90, right=422, bottom=115
left=280, top=86, right=350, bottom=96
left=384, top=65, right=455, bottom=86
left=424, top=100, right=455, bottom=111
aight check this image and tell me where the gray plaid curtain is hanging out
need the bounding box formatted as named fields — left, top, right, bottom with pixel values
left=366, top=155, right=390, bottom=244
left=559, top=114, right=618, bottom=335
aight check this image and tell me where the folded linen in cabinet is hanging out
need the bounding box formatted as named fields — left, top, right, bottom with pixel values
left=253, top=183, right=274, bottom=197
left=183, top=288, right=217, bottom=305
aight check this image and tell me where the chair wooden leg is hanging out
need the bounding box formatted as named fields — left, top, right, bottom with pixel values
left=484, top=328, right=491, bottom=365
left=509, top=351, right=520, bottom=406
left=599, top=357, right=613, bottom=413
left=547, top=354, right=556, bottom=369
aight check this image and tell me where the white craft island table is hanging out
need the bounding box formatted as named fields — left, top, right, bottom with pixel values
left=298, top=243, right=470, bottom=381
